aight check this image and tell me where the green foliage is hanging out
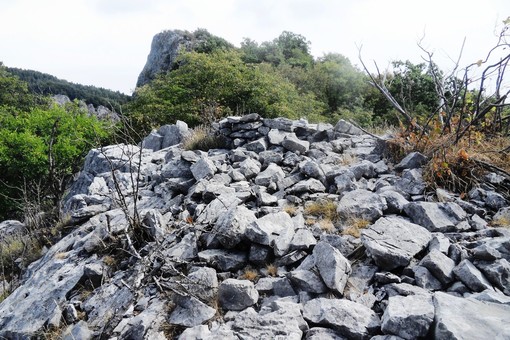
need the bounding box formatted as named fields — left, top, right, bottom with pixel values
left=192, top=28, right=235, bottom=53
left=0, top=103, right=111, bottom=220
left=128, top=50, right=325, bottom=134
left=5, top=66, right=130, bottom=111
left=0, top=63, right=41, bottom=111
left=240, top=31, right=313, bottom=68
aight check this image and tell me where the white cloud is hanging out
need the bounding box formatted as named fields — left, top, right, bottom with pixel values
left=0, top=0, right=507, bottom=94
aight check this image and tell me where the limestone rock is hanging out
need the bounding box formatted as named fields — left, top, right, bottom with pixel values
left=190, top=157, right=217, bottom=180
left=334, top=119, right=363, bottom=135
left=215, top=206, right=257, bottom=248
left=282, top=135, right=310, bottom=154
left=453, top=259, right=494, bottom=292
left=313, top=241, right=352, bottom=294
left=433, top=291, right=510, bottom=339
left=361, top=216, right=432, bottom=270
left=254, top=163, right=285, bottom=187
left=419, top=249, right=455, bottom=285
left=231, top=301, right=305, bottom=339
left=245, top=211, right=294, bottom=246
left=303, top=298, right=381, bottom=339
left=394, top=152, right=428, bottom=171
left=337, top=189, right=387, bottom=222
left=381, top=294, right=435, bottom=339
left=219, top=279, right=259, bottom=311
left=198, top=249, right=247, bottom=272
left=169, top=295, right=216, bottom=327
left=404, top=202, right=468, bottom=232
left=287, top=270, right=328, bottom=294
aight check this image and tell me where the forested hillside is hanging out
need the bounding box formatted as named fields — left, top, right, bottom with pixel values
left=6, top=66, right=130, bottom=111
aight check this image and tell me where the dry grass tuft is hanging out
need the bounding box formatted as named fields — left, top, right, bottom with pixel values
left=491, top=215, right=510, bottom=228
left=304, top=199, right=338, bottom=222
left=342, top=218, right=371, bottom=238
left=102, top=255, right=117, bottom=267
left=340, top=154, right=359, bottom=166
left=182, top=125, right=227, bottom=151
left=54, top=252, right=68, bottom=260
left=283, top=204, right=298, bottom=216
left=318, top=219, right=335, bottom=233
left=241, top=267, right=259, bottom=281
left=266, top=264, right=278, bottom=277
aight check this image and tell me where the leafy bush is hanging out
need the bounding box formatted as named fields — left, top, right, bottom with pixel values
left=0, top=103, right=111, bottom=219
left=128, top=50, right=326, bottom=134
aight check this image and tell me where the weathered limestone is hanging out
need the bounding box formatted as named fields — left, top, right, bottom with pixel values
left=361, top=216, right=432, bottom=270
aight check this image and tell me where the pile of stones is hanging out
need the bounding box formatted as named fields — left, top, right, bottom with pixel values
left=0, top=114, right=509, bottom=339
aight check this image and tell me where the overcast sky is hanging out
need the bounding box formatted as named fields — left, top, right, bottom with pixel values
left=1, top=0, right=507, bottom=94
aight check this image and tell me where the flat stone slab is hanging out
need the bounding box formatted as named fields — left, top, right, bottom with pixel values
left=361, top=216, right=432, bottom=270
left=433, top=291, right=510, bottom=339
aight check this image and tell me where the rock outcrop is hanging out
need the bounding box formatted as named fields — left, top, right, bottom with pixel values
left=0, top=114, right=509, bottom=339
left=136, top=30, right=190, bottom=87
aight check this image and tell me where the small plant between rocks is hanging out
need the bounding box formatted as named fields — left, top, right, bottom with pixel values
left=183, top=125, right=227, bottom=151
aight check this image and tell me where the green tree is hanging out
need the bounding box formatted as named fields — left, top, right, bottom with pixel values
left=0, top=63, right=39, bottom=111
left=0, top=103, right=111, bottom=219
left=388, top=61, right=438, bottom=118
left=128, top=50, right=325, bottom=133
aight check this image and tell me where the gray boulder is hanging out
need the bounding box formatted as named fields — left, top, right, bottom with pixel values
left=395, top=152, right=428, bottom=171
left=289, top=178, right=326, bottom=193
left=168, top=295, right=216, bottom=327
left=313, top=241, right=352, bottom=294
left=303, top=298, right=381, bottom=339
left=232, top=302, right=305, bottom=339
left=245, top=138, right=267, bottom=153
left=381, top=294, right=434, bottom=339
left=190, top=157, right=217, bottom=180
left=198, top=249, right=247, bottom=272
left=334, top=119, right=363, bottom=135
left=219, top=279, right=259, bottom=311
left=476, top=258, right=510, bottom=295
left=245, top=212, right=294, bottom=246
left=470, top=289, right=510, bottom=305
left=159, top=121, right=190, bottom=149
left=61, top=321, right=93, bottom=340
left=453, top=259, right=494, bottom=292
left=282, top=135, right=310, bottom=154
left=0, top=220, right=25, bottom=237
left=419, top=249, right=455, bottom=285
left=337, top=189, right=387, bottom=222
left=184, top=267, right=219, bottom=301
left=361, top=216, right=432, bottom=270
left=215, top=206, right=257, bottom=248
left=305, top=327, right=346, bottom=339
left=238, top=158, right=261, bottom=179
left=433, top=291, right=510, bottom=339
left=379, top=190, right=409, bottom=214
left=404, top=202, right=467, bottom=232
left=254, top=163, right=285, bottom=187
left=287, top=269, right=328, bottom=294
left=413, top=265, right=444, bottom=290
left=289, top=229, right=317, bottom=250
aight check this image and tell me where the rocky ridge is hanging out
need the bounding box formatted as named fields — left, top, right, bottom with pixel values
left=0, top=114, right=509, bottom=339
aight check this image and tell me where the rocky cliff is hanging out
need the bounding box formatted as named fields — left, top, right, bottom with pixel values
left=136, top=30, right=190, bottom=88
left=0, top=114, right=509, bottom=339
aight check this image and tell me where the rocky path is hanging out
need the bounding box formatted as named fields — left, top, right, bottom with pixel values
left=0, top=114, right=509, bottom=339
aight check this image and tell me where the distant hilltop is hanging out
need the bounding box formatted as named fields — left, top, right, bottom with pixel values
left=136, top=29, right=233, bottom=87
